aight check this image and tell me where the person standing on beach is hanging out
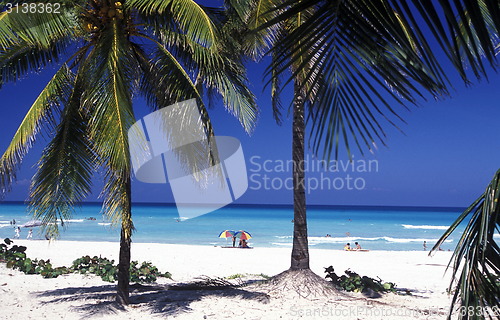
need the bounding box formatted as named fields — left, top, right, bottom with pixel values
left=232, top=236, right=236, bottom=247
left=27, top=229, right=33, bottom=240
left=14, top=227, right=20, bottom=239
left=423, top=241, right=427, bottom=251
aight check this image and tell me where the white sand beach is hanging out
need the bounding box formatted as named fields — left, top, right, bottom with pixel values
left=0, top=240, right=456, bottom=319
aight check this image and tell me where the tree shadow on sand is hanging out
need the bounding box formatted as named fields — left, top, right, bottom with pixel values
left=36, top=280, right=270, bottom=318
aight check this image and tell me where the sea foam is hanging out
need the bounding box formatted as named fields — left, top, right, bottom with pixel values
left=307, top=236, right=453, bottom=244
left=402, top=224, right=449, bottom=230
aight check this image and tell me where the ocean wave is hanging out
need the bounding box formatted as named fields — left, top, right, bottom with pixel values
left=274, top=236, right=292, bottom=239
left=173, top=217, right=189, bottom=221
left=309, top=236, right=380, bottom=243
left=307, top=236, right=453, bottom=244
left=271, top=243, right=292, bottom=246
left=0, top=223, right=12, bottom=228
left=494, top=234, right=500, bottom=239
left=98, top=223, right=111, bottom=226
left=402, top=224, right=449, bottom=230
left=382, top=237, right=453, bottom=243
left=67, top=219, right=85, bottom=223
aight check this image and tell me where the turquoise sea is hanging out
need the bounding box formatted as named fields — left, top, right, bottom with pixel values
left=0, top=202, right=478, bottom=251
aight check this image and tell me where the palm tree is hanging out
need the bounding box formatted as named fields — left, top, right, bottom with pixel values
left=0, top=0, right=257, bottom=304
left=237, top=0, right=454, bottom=289
left=262, top=0, right=500, bottom=308
left=241, top=1, right=322, bottom=274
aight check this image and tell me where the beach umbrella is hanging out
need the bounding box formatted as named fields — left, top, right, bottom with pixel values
left=20, top=220, right=44, bottom=228
left=234, top=230, right=252, bottom=240
left=218, top=230, right=235, bottom=238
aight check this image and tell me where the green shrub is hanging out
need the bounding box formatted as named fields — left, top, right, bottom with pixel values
left=71, top=256, right=172, bottom=283
left=1, top=239, right=27, bottom=270
left=71, top=255, right=117, bottom=282
left=129, top=261, right=172, bottom=283
left=1, top=238, right=171, bottom=283
left=324, top=266, right=396, bottom=293
left=1, top=238, right=71, bottom=278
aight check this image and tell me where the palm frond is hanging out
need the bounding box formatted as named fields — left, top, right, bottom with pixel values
left=132, top=41, right=215, bottom=142
left=0, top=10, right=21, bottom=49
left=29, top=75, right=94, bottom=237
left=132, top=43, right=225, bottom=184
left=434, top=0, right=498, bottom=71
left=432, top=169, right=500, bottom=320
left=0, top=65, right=74, bottom=195
left=127, top=0, right=217, bottom=47
left=264, top=0, right=454, bottom=159
left=139, top=32, right=201, bottom=104
left=0, top=38, right=69, bottom=86
left=270, top=48, right=284, bottom=125
left=240, top=0, right=283, bottom=59
left=82, top=20, right=137, bottom=233
left=0, top=4, right=78, bottom=50
left=196, top=47, right=258, bottom=133
left=101, top=169, right=133, bottom=236
left=153, top=22, right=258, bottom=133
left=259, top=0, right=500, bottom=159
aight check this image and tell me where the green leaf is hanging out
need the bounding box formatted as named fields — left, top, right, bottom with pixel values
left=432, top=168, right=500, bottom=318
left=0, top=65, right=74, bottom=195
left=127, top=0, right=217, bottom=47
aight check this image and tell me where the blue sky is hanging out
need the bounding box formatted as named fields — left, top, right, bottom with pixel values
left=1, top=18, right=500, bottom=208
left=1, top=62, right=500, bottom=208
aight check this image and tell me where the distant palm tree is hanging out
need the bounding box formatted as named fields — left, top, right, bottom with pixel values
left=237, top=0, right=453, bottom=286
left=0, top=0, right=256, bottom=304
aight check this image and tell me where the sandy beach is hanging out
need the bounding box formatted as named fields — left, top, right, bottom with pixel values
left=0, top=240, right=455, bottom=319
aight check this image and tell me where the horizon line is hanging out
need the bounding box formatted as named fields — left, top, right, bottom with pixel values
left=0, top=200, right=466, bottom=211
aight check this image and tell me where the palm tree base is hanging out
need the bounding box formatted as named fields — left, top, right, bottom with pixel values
left=255, top=268, right=343, bottom=299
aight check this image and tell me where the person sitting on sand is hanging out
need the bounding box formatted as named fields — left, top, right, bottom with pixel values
left=239, top=239, right=249, bottom=248
left=344, top=243, right=351, bottom=251
left=355, top=242, right=361, bottom=250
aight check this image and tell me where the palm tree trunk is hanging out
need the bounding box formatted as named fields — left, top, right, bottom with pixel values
left=116, top=176, right=132, bottom=305
left=290, top=83, right=310, bottom=270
